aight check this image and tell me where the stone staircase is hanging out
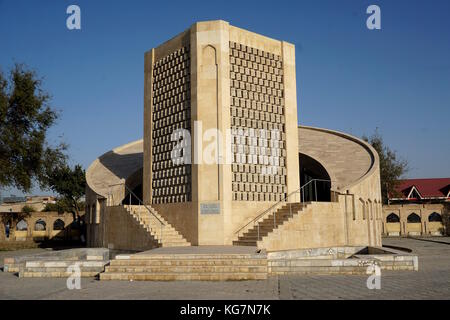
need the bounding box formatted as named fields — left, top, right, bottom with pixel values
left=233, top=203, right=306, bottom=247
left=2, top=248, right=110, bottom=278
left=100, top=253, right=267, bottom=281
left=126, top=205, right=191, bottom=248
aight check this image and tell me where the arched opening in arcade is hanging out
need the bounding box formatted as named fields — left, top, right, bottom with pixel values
left=406, top=213, right=422, bottom=235
left=385, top=213, right=401, bottom=236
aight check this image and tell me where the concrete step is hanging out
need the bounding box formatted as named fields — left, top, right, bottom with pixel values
left=145, top=226, right=180, bottom=235
left=18, top=259, right=108, bottom=278
left=114, top=253, right=266, bottom=259
left=232, top=240, right=258, bottom=246
left=21, top=271, right=101, bottom=278
left=267, top=213, right=294, bottom=219
left=139, top=217, right=169, bottom=223
left=100, top=272, right=267, bottom=281
left=257, top=220, right=289, bottom=227
left=272, top=210, right=300, bottom=216
left=265, top=217, right=292, bottom=223
left=249, top=223, right=282, bottom=229
left=240, top=228, right=273, bottom=235
left=276, top=205, right=304, bottom=211
left=105, top=265, right=267, bottom=273
left=143, top=223, right=177, bottom=229
left=161, top=242, right=191, bottom=247
left=148, top=229, right=181, bottom=237
left=25, top=261, right=106, bottom=268
left=149, top=231, right=183, bottom=238
left=269, top=266, right=369, bottom=275
left=22, top=266, right=105, bottom=273
left=136, top=217, right=168, bottom=225
left=145, top=232, right=185, bottom=240
left=135, top=215, right=168, bottom=225
left=242, top=229, right=273, bottom=236
left=157, top=240, right=190, bottom=245
left=147, top=231, right=183, bottom=239
left=138, top=217, right=171, bottom=224
left=110, top=259, right=266, bottom=267
left=242, top=231, right=269, bottom=237
left=101, top=250, right=268, bottom=281
left=238, top=236, right=266, bottom=241
left=268, top=258, right=385, bottom=275
left=147, top=230, right=186, bottom=241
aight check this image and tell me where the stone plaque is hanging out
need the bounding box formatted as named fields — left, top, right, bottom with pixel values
left=200, top=203, right=221, bottom=215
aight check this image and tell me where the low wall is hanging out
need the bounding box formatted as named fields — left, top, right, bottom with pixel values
left=87, top=206, right=159, bottom=252
left=0, top=212, right=80, bottom=242
left=259, top=198, right=378, bottom=252
left=151, top=202, right=198, bottom=245
left=267, top=245, right=418, bottom=275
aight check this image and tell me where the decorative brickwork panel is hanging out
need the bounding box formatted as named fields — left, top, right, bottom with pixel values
left=229, top=42, right=287, bottom=202
left=152, top=46, right=191, bottom=204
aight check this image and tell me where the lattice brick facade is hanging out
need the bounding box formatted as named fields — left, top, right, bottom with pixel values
left=229, top=41, right=287, bottom=202
left=151, top=46, right=191, bottom=204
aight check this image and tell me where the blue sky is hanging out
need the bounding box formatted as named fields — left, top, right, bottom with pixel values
left=0, top=0, right=449, bottom=196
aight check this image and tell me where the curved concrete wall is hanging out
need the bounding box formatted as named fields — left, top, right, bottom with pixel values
left=298, top=125, right=383, bottom=247
left=86, top=126, right=383, bottom=248
left=85, top=140, right=144, bottom=247
left=298, top=125, right=377, bottom=191
left=86, top=140, right=143, bottom=204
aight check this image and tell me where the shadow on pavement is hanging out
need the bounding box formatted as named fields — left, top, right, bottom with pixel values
left=408, top=236, right=450, bottom=246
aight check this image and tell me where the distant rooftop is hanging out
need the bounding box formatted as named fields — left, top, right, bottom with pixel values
left=390, top=178, right=450, bottom=201
left=0, top=195, right=56, bottom=204
left=1, top=195, right=27, bottom=204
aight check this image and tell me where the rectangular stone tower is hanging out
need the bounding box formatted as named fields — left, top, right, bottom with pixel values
left=143, top=20, right=299, bottom=245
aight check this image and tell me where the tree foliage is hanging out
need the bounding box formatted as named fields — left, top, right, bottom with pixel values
left=0, top=64, right=66, bottom=192
left=46, top=164, right=86, bottom=216
left=42, top=201, right=65, bottom=214
left=42, top=198, right=85, bottom=215
left=21, top=205, right=35, bottom=214
left=363, top=129, right=409, bottom=204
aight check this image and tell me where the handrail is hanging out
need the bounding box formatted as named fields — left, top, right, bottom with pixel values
left=108, top=182, right=165, bottom=227
left=235, top=187, right=300, bottom=236
left=234, top=179, right=334, bottom=238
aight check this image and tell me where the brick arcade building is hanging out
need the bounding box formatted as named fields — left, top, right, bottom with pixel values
left=383, top=178, right=449, bottom=236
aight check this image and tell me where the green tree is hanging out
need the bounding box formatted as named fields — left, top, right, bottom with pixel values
left=0, top=64, right=66, bottom=192
left=46, top=164, right=86, bottom=217
left=363, top=129, right=409, bottom=204
left=42, top=201, right=66, bottom=214
left=21, top=205, right=35, bottom=214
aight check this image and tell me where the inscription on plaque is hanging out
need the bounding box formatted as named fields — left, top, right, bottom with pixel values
left=200, top=203, right=221, bottom=214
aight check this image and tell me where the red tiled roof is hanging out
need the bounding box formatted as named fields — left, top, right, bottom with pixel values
left=391, top=178, right=450, bottom=199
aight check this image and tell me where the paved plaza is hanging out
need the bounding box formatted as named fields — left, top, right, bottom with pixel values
left=0, top=237, right=449, bottom=300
